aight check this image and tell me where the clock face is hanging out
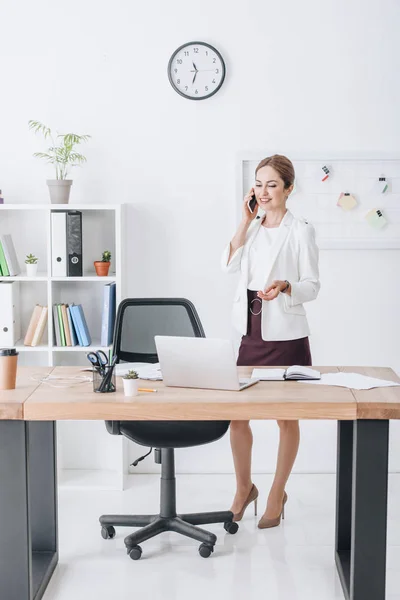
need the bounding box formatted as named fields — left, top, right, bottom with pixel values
left=168, top=41, right=226, bottom=100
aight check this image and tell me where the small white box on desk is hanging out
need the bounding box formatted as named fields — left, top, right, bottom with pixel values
left=0, top=281, right=21, bottom=345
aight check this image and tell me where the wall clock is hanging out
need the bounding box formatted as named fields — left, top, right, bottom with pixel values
left=168, top=41, right=226, bottom=100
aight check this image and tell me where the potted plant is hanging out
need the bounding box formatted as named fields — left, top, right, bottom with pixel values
left=25, top=253, right=38, bottom=277
left=122, top=370, right=139, bottom=397
left=94, top=250, right=111, bottom=276
left=28, top=120, right=91, bottom=204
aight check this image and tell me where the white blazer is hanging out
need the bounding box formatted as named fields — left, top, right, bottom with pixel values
left=221, top=210, right=320, bottom=341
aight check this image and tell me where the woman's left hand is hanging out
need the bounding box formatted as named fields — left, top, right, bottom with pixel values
left=257, top=280, right=286, bottom=301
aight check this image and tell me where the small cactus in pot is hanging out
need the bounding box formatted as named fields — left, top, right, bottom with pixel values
left=94, top=250, right=111, bottom=276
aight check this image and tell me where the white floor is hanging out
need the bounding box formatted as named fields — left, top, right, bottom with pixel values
left=43, top=473, right=400, bottom=600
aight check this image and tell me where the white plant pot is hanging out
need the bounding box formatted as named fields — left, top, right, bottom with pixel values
left=25, top=263, right=38, bottom=277
left=122, top=378, right=139, bottom=397
left=47, top=179, right=73, bottom=204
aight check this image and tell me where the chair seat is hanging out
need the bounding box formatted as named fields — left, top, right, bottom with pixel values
left=119, top=420, right=230, bottom=448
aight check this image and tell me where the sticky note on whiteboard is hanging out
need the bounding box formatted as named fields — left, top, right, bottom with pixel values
left=378, top=177, right=389, bottom=194
left=337, top=193, right=357, bottom=211
left=366, top=208, right=387, bottom=229
left=321, top=165, right=331, bottom=181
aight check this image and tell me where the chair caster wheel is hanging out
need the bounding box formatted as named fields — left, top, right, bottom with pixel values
left=224, top=521, right=239, bottom=534
left=128, top=545, right=142, bottom=560
left=198, top=543, right=214, bottom=558
left=101, top=526, right=116, bottom=539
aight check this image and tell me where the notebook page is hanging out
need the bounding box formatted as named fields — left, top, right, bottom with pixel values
left=285, top=365, right=321, bottom=379
left=251, top=368, right=285, bottom=380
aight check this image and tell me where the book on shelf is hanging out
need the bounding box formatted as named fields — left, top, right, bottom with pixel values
left=68, top=304, right=84, bottom=346
left=31, top=306, right=48, bottom=346
left=0, top=281, right=21, bottom=345
left=66, top=211, right=82, bottom=276
left=52, top=303, right=91, bottom=347
left=52, top=305, right=62, bottom=347
left=57, top=304, right=66, bottom=346
left=66, top=305, right=78, bottom=346
left=51, top=210, right=83, bottom=277
left=52, top=303, right=78, bottom=347
left=251, top=365, right=321, bottom=381
left=61, top=304, right=72, bottom=346
left=0, top=240, right=10, bottom=276
left=51, top=212, right=67, bottom=276
left=70, top=304, right=92, bottom=346
left=101, top=282, right=116, bottom=346
left=0, top=234, right=21, bottom=276
left=24, top=304, right=48, bottom=346
left=24, top=305, right=43, bottom=345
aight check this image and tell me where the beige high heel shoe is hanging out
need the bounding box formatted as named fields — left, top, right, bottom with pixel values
left=257, top=491, right=288, bottom=529
left=231, top=484, right=259, bottom=522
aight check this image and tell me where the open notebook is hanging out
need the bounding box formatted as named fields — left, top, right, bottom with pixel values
left=251, top=365, right=321, bottom=381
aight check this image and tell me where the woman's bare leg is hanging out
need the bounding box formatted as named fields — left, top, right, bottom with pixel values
left=229, top=420, right=254, bottom=513
left=263, top=420, right=300, bottom=518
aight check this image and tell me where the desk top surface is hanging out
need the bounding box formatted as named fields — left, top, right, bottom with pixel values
left=1, top=366, right=399, bottom=421
left=0, top=367, right=53, bottom=420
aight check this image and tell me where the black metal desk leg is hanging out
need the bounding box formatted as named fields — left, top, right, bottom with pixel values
left=335, top=420, right=389, bottom=600
left=350, top=419, right=389, bottom=600
left=0, top=421, right=58, bottom=600
left=28, top=421, right=58, bottom=599
left=335, top=420, right=354, bottom=599
left=0, top=421, right=32, bottom=600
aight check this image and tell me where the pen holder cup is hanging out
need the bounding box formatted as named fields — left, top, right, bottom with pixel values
left=93, top=366, right=116, bottom=393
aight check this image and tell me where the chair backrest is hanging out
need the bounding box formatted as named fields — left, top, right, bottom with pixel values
left=106, top=298, right=229, bottom=445
left=113, top=298, right=205, bottom=364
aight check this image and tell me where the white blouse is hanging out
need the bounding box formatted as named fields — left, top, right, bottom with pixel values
left=248, top=225, right=281, bottom=291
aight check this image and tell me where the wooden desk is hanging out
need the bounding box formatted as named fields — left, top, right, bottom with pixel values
left=0, top=367, right=52, bottom=420
left=24, top=365, right=358, bottom=420
left=1, top=365, right=399, bottom=600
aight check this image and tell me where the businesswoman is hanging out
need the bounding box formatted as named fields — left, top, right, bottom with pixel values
left=221, top=155, right=320, bottom=529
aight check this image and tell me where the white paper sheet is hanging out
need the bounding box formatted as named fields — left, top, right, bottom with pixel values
left=251, top=368, right=286, bottom=380
left=298, top=372, right=400, bottom=390
left=115, top=362, right=163, bottom=380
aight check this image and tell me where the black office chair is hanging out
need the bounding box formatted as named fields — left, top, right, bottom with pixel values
left=99, top=298, right=237, bottom=560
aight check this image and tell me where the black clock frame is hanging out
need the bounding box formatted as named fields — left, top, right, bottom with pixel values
left=167, top=41, right=226, bottom=101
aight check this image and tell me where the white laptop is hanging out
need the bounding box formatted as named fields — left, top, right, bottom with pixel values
left=154, top=336, right=259, bottom=391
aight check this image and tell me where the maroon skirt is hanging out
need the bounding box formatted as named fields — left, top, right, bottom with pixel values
left=237, top=290, right=312, bottom=367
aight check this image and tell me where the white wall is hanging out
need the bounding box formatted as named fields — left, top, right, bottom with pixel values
left=1, top=0, right=399, bottom=474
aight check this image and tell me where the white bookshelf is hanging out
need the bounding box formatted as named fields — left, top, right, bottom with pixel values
left=0, top=203, right=127, bottom=490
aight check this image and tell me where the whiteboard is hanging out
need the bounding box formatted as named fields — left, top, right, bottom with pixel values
left=239, top=155, right=400, bottom=249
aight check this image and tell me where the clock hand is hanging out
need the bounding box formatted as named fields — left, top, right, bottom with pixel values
left=192, top=71, right=197, bottom=84
left=189, top=69, right=218, bottom=73
left=193, top=62, right=198, bottom=71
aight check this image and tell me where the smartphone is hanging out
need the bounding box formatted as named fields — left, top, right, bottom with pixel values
left=248, top=193, right=257, bottom=213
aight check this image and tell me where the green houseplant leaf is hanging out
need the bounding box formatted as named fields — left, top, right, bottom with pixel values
left=25, top=253, right=38, bottom=264
left=29, top=120, right=91, bottom=180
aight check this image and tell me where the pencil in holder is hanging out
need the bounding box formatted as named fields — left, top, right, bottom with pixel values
left=93, top=366, right=116, bottom=393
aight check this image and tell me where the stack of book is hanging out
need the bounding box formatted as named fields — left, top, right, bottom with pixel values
left=0, top=234, right=21, bottom=276
left=24, top=305, right=48, bottom=346
left=53, top=303, right=92, bottom=347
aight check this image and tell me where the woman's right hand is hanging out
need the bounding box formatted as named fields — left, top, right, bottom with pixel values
left=242, top=188, right=258, bottom=224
